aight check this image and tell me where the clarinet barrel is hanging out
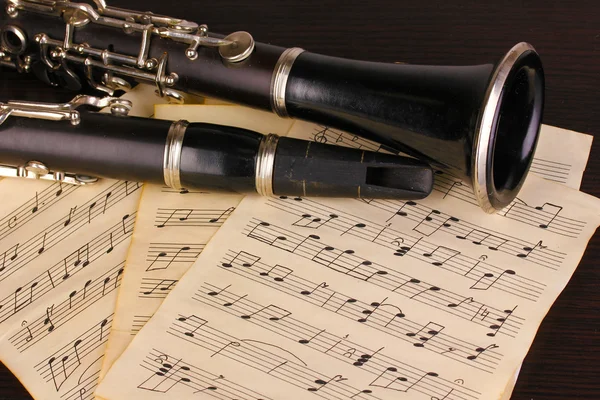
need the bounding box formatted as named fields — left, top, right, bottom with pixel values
left=0, top=1, right=544, bottom=212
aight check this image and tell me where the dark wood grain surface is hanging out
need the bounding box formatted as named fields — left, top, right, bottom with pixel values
left=0, top=0, right=598, bottom=399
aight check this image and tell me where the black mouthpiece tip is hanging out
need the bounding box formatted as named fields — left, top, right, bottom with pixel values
left=272, top=137, right=433, bottom=199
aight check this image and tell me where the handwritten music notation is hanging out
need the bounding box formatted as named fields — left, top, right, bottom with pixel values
left=307, top=124, right=585, bottom=190
left=246, top=215, right=544, bottom=302
left=146, top=243, right=204, bottom=272
left=432, top=172, right=586, bottom=238
left=0, top=182, right=78, bottom=242
left=0, top=176, right=141, bottom=400
left=155, top=207, right=235, bottom=228
left=8, top=263, right=125, bottom=352
left=279, top=196, right=566, bottom=270
left=34, top=314, right=113, bottom=392
left=0, top=180, right=138, bottom=285
left=171, top=312, right=393, bottom=399
left=0, top=214, right=135, bottom=326
left=219, top=248, right=521, bottom=338
left=138, top=348, right=272, bottom=399
left=215, top=252, right=504, bottom=372
left=139, top=278, right=178, bottom=298
left=195, top=282, right=479, bottom=400
left=99, top=184, right=244, bottom=380
left=97, top=106, right=599, bottom=400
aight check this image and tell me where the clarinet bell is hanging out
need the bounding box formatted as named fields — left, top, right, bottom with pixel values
left=285, top=42, right=545, bottom=212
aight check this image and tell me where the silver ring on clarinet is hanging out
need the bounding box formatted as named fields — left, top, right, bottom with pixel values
left=163, top=120, right=189, bottom=189
left=270, top=47, right=305, bottom=118
left=255, top=134, right=280, bottom=196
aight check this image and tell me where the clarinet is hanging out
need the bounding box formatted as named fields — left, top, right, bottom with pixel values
left=0, top=95, right=433, bottom=198
left=0, top=0, right=545, bottom=212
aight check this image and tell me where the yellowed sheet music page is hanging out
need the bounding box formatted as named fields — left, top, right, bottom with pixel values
left=98, top=145, right=600, bottom=399
left=99, top=104, right=295, bottom=380
left=0, top=178, right=141, bottom=400
left=297, top=121, right=593, bottom=190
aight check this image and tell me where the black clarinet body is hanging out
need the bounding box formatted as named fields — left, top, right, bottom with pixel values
left=0, top=0, right=544, bottom=211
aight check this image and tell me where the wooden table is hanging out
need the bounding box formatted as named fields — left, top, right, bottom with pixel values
left=1, top=0, right=599, bottom=399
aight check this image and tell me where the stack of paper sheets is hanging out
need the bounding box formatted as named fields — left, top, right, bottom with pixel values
left=0, top=84, right=597, bottom=400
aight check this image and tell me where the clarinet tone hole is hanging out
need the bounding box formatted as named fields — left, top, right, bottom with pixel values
left=1, top=25, right=27, bottom=55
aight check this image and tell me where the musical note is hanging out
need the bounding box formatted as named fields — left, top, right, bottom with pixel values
left=240, top=304, right=291, bottom=321
left=387, top=201, right=417, bottom=221
left=301, top=281, right=329, bottom=296
left=142, top=279, right=178, bottom=295
left=370, top=368, right=439, bottom=392
left=147, top=251, right=167, bottom=271
left=447, top=296, right=474, bottom=308
left=413, top=210, right=459, bottom=236
left=464, top=254, right=488, bottom=276
left=293, top=213, right=338, bottom=229
left=467, top=344, right=499, bottom=360
left=137, top=355, right=191, bottom=393
left=73, top=244, right=90, bottom=268
left=83, top=280, right=92, bottom=300
left=0, top=243, right=19, bottom=272
left=443, top=180, right=463, bottom=198
left=64, top=206, right=77, bottom=227
left=422, top=246, right=460, bottom=266
left=246, top=222, right=288, bottom=249
left=103, top=191, right=112, bottom=214
left=122, top=214, right=130, bottom=234
left=68, top=290, right=76, bottom=309
left=409, top=285, right=441, bottom=299
left=352, top=347, right=384, bottom=366
left=487, top=306, right=518, bottom=337
left=32, top=192, right=39, bottom=213
left=107, top=232, right=114, bottom=253
left=307, top=374, right=347, bottom=392
left=211, top=341, right=241, bottom=357
left=48, top=348, right=81, bottom=392
left=125, top=181, right=139, bottom=196
left=209, top=207, right=235, bottom=223
left=469, top=269, right=516, bottom=290
left=44, top=305, right=55, bottom=332
left=298, top=329, right=326, bottom=344
left=335, top=298, right=358, bottom=313
left=341, top=222, right=367, bottom=236
left=14, top=281, right=37, bottom=313
left=393, top=237, right=421, bottom=257
left=88, top=201, right=97, bottom=223
left=56, top=181, right=63, bottom=197
left=38, top=232, right=47, bottom=254
left=221, top=250, right=261, bottom=269
left=406, top=321, right=445, bottom=347
left=456, top=229, right=508, bottom=251
left=177, top=315, right=208, bottom=337
left=102, top=277, right=111, bottom=296
left=535, top=202, right=563, bottom=228
left=207, top=285, right=247, bottom=307
left=157, top=209, right=192, bottom=228
left=517, top=240, right=547, bottom=258
left=259, top=264, right=293, bottom=282
left=99, top=318, right=108, bottom=342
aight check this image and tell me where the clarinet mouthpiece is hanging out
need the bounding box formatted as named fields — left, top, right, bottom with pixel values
left=268, top=136, right=433, bottom=199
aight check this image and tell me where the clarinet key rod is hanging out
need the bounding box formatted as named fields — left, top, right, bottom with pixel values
left=0, top=96, right=433, bottom=199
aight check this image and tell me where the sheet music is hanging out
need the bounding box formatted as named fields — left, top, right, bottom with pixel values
left=301, top=121, right=593, bottom=190
left=0, top=178, right=141, bottom=400
left=99, top=105, right=295, bottom=380
left=97, top=121, right=600, bottom=400
left=0, top=83, right=167, bottom=400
